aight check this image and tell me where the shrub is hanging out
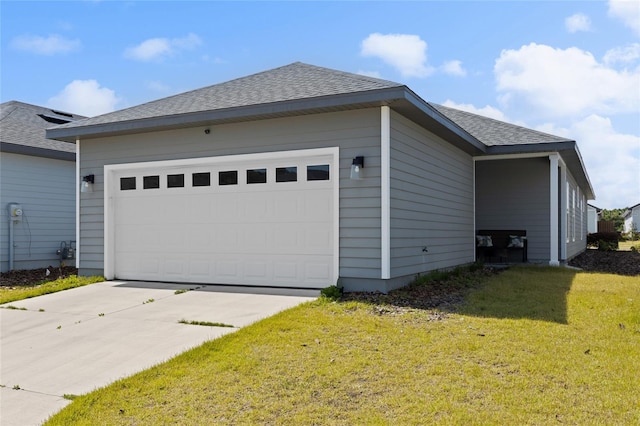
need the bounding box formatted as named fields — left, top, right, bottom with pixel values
left=587, top=232, right=619, bottom=249
left=320, top=285, right=342, bottom=300
left=597, top=240, right=618, bottom=251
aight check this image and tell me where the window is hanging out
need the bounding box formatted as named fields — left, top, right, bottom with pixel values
left=192, top=172, right=211, bottom=187
left=565, top=182, right=571, bottom=242
left=276, top=166, right=297, bottom=182
left=167, top=174, right=185, bottom=188
left=247, top=168, right=267, bottom=184
left=143, top=175, right=160, bottom=189
left=307, top=164, right=330, bottom=181
left=219, top=170, right=238, bottom=186
left=120, top=177, right=136, bottom=191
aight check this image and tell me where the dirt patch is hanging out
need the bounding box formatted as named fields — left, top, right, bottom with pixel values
left=0, top=266, right=79, bottom=287
left=568, top=250, right=640, bottom=276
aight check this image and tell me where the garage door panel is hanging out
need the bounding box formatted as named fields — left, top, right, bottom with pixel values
left=188, top=259, right=211, bottom=278
left=111, top=150, right=336, bottom=288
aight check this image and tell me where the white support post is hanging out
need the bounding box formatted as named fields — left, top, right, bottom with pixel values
left=559, top=161, right=567, bottom=262
left=549, top=154, right=560, bottom=266
left=381, top=105, right=391, bottom=279
left=75, top=138, right=80, bottom=269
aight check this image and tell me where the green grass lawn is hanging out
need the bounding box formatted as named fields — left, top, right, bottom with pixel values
left=0, top=275, right=104, bottom=305
left=46, top=267, right=639, bottom=425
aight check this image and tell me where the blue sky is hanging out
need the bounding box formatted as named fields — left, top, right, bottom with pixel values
left=2, top=1, right=639, bottom=209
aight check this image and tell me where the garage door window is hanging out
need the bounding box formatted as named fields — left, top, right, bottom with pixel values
left=219, top=170, right=238, bottom=186
left=307, top=164, right=330, bottom=181
left=120, top=177, right=136, bottom=190
left=276, top=166, right=297, bottom=182
left=192, top=172, right=211, bottom=187
left=143, top=175, right=160, bottom=189
left=167, top=174, right=185, bottom=188
left=247, top=168, right=267, bottom=184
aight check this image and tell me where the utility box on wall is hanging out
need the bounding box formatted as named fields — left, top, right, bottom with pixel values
left=8, top=203, right=23, bottom=222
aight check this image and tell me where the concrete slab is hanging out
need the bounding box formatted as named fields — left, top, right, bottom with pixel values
left=0, top=281, right=317, bottom=426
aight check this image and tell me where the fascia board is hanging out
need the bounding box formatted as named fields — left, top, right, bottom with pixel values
left=401, top=90, right=486, bottom=153
left=0, top=142, right=75, bottom=161
left=45, top=87, right=409, bottom=142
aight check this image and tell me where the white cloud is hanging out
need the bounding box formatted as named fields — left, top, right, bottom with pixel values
left=603, top=43, right=640, bottom=65
left=10, top=34, right=81, bottom=55
left=441, top=100, right=507, bottom=121
left=441, top=60, right=467, bottom=77
left=570, top=115, right=639, bottom=208
left=608, top=0, right=640, bottom=36
left=565, top=13, right=592, bottom=33
left=48, top=80, right=120, bottom=117
left=494, top=43, right=640, bottom=118
left=534, top=116, right=640, bottom=209
left=361, top=33, right=433, bottom=78
left=124, top=33, right=202, bottom=61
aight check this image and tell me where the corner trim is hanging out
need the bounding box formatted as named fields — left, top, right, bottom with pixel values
left=76, top=139, right=80, bottom=269
left=381, top=106, right=391, bottom=279
left=549, top=154, right=560, bottom=266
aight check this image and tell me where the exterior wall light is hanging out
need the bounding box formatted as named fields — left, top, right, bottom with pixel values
left=350, top=156, right=364, bottom=180
left=81, top=174, right=95, bottom=193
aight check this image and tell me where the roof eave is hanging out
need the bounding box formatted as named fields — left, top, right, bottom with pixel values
left=398, top=90, right=486, bottom=155
left=46, top=87, right=409, bottom=142
left=46, top=86, right=487, bottom=156
left=0, top=141, right=76, bottom=161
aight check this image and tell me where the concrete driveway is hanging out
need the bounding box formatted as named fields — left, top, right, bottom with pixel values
left=0, top=281, right=317, bottom=426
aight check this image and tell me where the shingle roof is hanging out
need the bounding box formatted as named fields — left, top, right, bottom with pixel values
left=430, top=103, right=572, bottom=146
left=53, top=62, right=404, bottom=130
left=1, top=101, right=84, bottom=155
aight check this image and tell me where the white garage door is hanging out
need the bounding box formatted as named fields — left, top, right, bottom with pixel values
left=105, top=148, right=338, bottom=289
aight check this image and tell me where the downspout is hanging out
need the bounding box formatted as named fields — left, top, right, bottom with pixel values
left=8, top=208, right=14, bottom=271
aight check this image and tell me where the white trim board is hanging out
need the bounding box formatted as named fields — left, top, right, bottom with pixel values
left=380, top=106, right=391, bottom=280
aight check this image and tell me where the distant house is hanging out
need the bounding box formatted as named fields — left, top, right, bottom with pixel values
left=587, top=204, right=601, bottom=234
left=623, top=203, right=640, bottom=235
left=47, top=63, right=595, bottom=292
left=0, top=101, right=84, bottom=272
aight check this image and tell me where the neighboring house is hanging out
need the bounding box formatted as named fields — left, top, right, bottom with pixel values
left=623, top=203, right=640, bottom=234
left=1, top=101, right=84, bottom=272
left=47, top=63, right=595, bottom=292
left=587, top=204, right=601, bottom=234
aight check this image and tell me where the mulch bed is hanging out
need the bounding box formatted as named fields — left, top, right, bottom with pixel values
left=1, top=249, right=637, bottom=296
left=568, top=250, right=640, bottom=277
left=0, top=266, right=79, bottom=287
left=342, top=250, right=639, bottom=316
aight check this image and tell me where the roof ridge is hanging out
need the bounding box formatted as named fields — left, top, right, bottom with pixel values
left=49, top=62, right=405, bottom=130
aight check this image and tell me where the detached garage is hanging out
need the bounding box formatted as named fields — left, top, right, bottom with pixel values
left=47, top=62, right=594, bottom=292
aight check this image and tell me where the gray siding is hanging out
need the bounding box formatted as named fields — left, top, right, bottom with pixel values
left=0, top=152, right=76, bottom=272
left=78, top=108, right=383, bottom=281
left=389, top=111, right=474, bottom=280
left=565, top=171, right=587, bottom=260
left=475, top=158, right=551, bottom=262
